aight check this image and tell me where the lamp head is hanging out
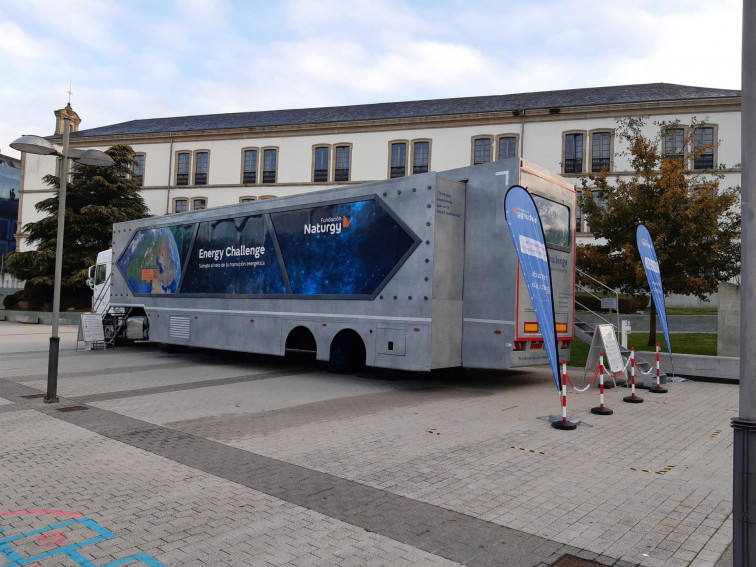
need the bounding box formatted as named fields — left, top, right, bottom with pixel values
left=9, top=135, right=59, bottom=156
left=76, top=149, right=115, bottom=167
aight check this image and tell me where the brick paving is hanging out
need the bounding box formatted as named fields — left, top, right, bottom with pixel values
left=0, top=321, right=735, bottom=566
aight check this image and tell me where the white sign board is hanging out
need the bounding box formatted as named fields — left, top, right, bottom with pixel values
left=78, top=314, right=105, bottom=342
left=600, top=297, right=618, bottom=310
left=585, top=324, right=626, bottom=378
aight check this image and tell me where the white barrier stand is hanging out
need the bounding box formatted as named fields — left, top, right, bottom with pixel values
left=591, top=352, right=614, bottom=415
left=549, top=360, right=580, bottom=430
left=551, top=360, right=578, bottom=430
left=649, top=343, right=668, bottom=394
left=623, top=348, right=644, bottom=403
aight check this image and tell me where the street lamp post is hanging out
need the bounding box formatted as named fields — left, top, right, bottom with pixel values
left=11, top=116, right=115, bottom=403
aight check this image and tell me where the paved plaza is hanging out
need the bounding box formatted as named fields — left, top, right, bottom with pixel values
left=0, top=321, right=735, bottom=566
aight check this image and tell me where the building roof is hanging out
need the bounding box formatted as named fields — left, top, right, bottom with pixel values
left=0, top=153, right=21, bottom=168
left=69, top=83, right=740, bottom=139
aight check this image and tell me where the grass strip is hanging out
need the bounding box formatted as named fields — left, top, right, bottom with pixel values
left=569, top=332, right=717, bottom=368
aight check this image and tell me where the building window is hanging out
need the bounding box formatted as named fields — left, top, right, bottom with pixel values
left=194, top=151, right=208, bottom=185
left=664, top=128, right=686, bottom=161
left=243, top=149, right=258, bottom=184
left=314, top=146, right=329, bottom=182
left=173, top=198, right=188, bottom=213
left=412, top=141, right=430, bottom=174
left=262, top=148, right=277, bottom=184
left=564, top=133, right=584, bottom=174
left=498, top=136, right=517, bottom=160
left=694, top=127, right=715, bottom=169
left=258, top=195, right=276, bottom=200
left=334, top=145, right=351, bottom=182
left=390, top=142, right=407, bottom=178
left=240, top=196, right=256, bottom=203
left=133, top=154, right=145, bottom=186
left=591, top=132, right=611, bottom=172
left=176, top=152, right=190, bottom=186
left=193, top=198, right=207, bottom=210
left=473, top=137, right=492, bottom=165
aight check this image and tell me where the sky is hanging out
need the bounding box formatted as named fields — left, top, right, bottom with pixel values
left=0, top=0, right=743, bottom=159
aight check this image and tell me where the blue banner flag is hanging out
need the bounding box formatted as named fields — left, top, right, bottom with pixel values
left=636, top=225, right=672, bottom=360
left=504, top=185, right=560, bottom=391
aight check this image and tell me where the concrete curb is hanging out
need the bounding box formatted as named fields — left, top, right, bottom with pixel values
left=0, top=310, right=83, bottom=325
left=658, top=352, right=739, bottom=381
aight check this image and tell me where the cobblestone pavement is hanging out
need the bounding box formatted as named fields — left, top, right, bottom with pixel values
left=0, top=321, right=735, bottom=566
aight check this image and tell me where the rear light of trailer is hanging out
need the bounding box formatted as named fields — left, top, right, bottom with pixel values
left=523, top=322, right=539, bottom=333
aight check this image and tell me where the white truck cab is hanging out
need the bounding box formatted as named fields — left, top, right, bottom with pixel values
left=87, top=248, right=112, bottom=315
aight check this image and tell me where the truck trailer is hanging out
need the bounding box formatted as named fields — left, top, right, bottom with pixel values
left=89, top=159, right=576, bottom=372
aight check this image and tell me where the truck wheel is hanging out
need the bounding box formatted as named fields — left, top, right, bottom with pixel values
left=328, top=330, right=365, bottom=374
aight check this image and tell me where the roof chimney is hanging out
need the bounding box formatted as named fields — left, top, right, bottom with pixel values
left=54, top=103, right=81, bottom=135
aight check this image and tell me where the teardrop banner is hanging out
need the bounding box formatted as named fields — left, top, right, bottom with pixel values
left=636, top=224, right=673, bottom=362
left=504, top=185, right=560, bottom=391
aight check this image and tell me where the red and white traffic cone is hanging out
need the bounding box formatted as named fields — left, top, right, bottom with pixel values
left=591, top=352, right=613, bottom=415
left=649, top=343, right=668, bottom=393
left=623, top=348, right=644, bottom=403
left=552, top=359, right=578, bottom=430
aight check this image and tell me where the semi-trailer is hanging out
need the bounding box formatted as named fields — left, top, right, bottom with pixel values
left=88, top=158, right=576, bottom=372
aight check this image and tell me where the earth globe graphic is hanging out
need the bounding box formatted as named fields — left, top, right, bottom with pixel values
left=119, top=228, right=182, bottom=294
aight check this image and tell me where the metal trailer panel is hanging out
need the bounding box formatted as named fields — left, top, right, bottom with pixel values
left=440, top=159, right=521, bottom=369
left=430, top=178, right=466, bottom=369
left=438, top=159, right=576, bottom=369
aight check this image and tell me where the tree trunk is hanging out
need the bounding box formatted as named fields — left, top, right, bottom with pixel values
left=647, top=300, right=657, bottom=346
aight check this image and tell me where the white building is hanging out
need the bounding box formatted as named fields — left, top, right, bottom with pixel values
left=15, top=83, right=741, bottom=254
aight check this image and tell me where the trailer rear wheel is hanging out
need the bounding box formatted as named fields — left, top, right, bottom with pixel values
left=328, top=330, right=365, bottom=374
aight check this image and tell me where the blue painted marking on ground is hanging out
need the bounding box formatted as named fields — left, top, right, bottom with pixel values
left=0, top=516, right=164, bottom=566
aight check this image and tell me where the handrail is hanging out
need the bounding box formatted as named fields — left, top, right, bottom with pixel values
left=92, top=272, right=112, bottom=316
left=575, top=267, right=620, bottom=334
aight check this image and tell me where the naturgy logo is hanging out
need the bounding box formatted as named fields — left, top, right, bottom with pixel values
left=639, top=237, right=652, bottom=250
left=304, top=216, right=352, bottom=235
left=513, top=206, right=538, bottom=224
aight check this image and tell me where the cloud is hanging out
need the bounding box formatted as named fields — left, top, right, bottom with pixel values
left=0, top=21, right=52, bottom=62
left=0, top=0, right=743, bottom=160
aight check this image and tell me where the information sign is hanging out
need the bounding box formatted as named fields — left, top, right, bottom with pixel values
left=585, top=324, right=626, bottom=379
left=78, top=313, right=105, bottom=343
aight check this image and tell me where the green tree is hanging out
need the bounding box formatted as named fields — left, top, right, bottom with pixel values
left=6, top=145, right=149, bottom=309
left=578, top=117, right=740, bottom=345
